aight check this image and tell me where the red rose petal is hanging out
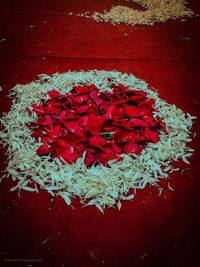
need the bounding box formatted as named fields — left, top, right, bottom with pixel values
left=101, top=147, right=114, bottom=153
left=99, top=151, right=119, bottom=162
left=89, top=136, right=107, bottom=148
left=134, top=91, right=146, bottom=97
left=36, top=115, right=52, bottom=126
left=37, top=144, right=50, bottom=156
left=124, top=142, right=141, bottom=154
left=103, top=105, right=120, bottom=120
left=99, top=101, right=109, bottom=113
left=76, top=105, right=88, bottom=114
left=73, top=85, right=94, bottom=94
left=143, top=129, right=159, bottom=143
left=73, top=94, right=89, bottom=104
left=53, top=139, right=77, bottom=161
left=31, top=128, right=43, bottom=138
left=54, top=139, right=70, bottom=149
left=111, top=141, right=122, bottom=153
left=84, top=148, right=99, bottom=166
left=101, top=92, right=112, bottom=101
left=51, top=125, right=63, bottom=139
left=116, top=84, right=129, bottom=92
left=137, top=135, right=147, bottom=142
left=46, top=105, right=62, bottom=115
left=42, top=123, right=53, bottom=136
left=41, top=136, right=53, bottom=144
left=137, top=106, right=150, bottom=116
left=58, top=110, right=67, bottom=120
left=116, top=131, right=137, bottom=143
left=64, top=120, right=79, bottom=133
left=132, top=119, right=148, bottom=128
left=127, top=95, right=146, bottom=103
left=65, top=110, right=78, bottom=119
left=88, top=114, right=103, bottom=135
left=125, top=106, right=140, bottom=117
left=56, top=144, right=78, bottom=163
left=90, top=91, right=103, bottom=105
left=75, top=143, right=87, bottom=156
left=103, top=125, right=118, bottom=132
left=146, top=98, right=155, bottom=107
left=79, top=115, right=89, bottom=127
left=144, top=116, right=154, bottom=123
left=31, top=104, right=45, bottom=115
left=134, top=144, right=142, bottom=155
left=74, top=128, right=87, bottom=141
left=48, top=90, right=60, bottom=99
left=150, top=121, right=160, bottom=128
left=160, top=121, right=168, bottom=134
left=120, top=120, right=132, bottom=129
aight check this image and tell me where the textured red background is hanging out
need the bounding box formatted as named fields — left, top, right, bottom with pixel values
left=0, top=1, right=200, bottom=267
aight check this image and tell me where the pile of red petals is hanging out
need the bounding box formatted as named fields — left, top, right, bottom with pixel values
left=30, top=83, right=167, bottom=167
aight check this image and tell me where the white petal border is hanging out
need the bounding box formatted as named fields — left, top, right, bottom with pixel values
left=0, top=70, right=196, bottom=212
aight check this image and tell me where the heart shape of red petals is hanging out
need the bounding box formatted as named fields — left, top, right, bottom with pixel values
left=30, top=83, right=167, bottom=167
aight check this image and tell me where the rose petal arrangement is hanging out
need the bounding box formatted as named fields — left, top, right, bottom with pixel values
left=30, top=84, right=166, bottom=167
left=0, top=71, right=196, bottom=212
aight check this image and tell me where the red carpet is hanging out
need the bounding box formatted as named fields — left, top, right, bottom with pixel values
left=0, top=1, right=200, bottom=266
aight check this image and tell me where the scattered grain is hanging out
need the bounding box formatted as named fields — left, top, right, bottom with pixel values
left=71, top=0, right=195, bottom=26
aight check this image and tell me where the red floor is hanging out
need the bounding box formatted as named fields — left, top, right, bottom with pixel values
left=0, top=1, right=200, bottom=267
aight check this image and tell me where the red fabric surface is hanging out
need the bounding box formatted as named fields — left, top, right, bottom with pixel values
left=0, top=1, right=200, bottom=267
